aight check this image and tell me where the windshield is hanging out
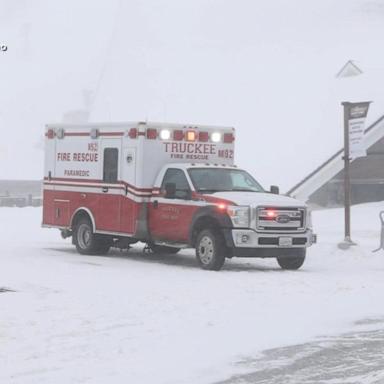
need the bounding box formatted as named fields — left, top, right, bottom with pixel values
left=188, top=168, right=264, bottom=193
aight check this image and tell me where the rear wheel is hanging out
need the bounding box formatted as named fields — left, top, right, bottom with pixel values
left=277, top=248, right=306, bottom=270
left=195, top=229, right=228, bottom=271
left=73, top=218, right=110, bottom=255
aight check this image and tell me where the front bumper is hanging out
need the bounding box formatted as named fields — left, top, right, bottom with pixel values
left=230, top=228, right=317, bottom=249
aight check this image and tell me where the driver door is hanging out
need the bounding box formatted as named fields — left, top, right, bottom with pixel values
left=149, top=168, right=196, bottom=243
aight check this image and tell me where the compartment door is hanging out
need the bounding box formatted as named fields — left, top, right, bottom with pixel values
left=96, top=139, right=121, bottom=232
left=53, top=200, right=70, bottom=226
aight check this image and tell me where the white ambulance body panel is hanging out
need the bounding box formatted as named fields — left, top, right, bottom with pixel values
left=44, top=121, right=235, bottom=189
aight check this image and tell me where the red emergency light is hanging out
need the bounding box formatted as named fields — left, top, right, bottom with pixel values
left=198, top=132, right=209, bottom=142
left=46, top=129, right=55, bottom=139
left=173, top=130, right=184, bottom=141
left=146, top=128, right=157, bottom=139
left=128, top=128, right=138, bottom=139
left=266, top=210, right=277, bottom=218
left=224, top=133, right=234, bottom=143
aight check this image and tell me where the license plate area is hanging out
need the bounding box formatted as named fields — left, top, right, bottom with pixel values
left=279, top=237, right=293, bottom=247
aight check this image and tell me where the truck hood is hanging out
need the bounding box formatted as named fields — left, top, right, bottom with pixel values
left=207, top=191, right=306, bottom=207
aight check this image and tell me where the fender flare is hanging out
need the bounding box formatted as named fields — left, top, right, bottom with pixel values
left=188, top=206, right=233, bottom=246
left=70, top=207, right=96, bottom=232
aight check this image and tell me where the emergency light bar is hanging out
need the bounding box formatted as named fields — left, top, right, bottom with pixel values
left=45, top=125, right=234, bottom=144
left=144, top=128, right=233, bottom=143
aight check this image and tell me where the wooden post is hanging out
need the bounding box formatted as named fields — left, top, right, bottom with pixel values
left=339, top=101, right=371, bottom=249
left=342, top=102, right=353, bottom=244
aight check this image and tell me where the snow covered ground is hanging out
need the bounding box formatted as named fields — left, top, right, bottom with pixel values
left=1, top=203, right=384, bottom=384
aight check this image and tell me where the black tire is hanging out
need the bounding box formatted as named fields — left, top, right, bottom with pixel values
left=148, top=244, right=180, bottom=254
left=195, top=229, right=228, bottom=271
left=93, top=241, right=112, bottom=255
left=73, top=218, right=110, bottom=255
left=277, top=248, right=306, bottom=270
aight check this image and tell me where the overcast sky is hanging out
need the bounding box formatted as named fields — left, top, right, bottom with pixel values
left=1, top=0, right=384, bottom=190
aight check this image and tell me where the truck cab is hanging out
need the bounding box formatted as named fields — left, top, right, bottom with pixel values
left=147, top=163, right=316, bottom=270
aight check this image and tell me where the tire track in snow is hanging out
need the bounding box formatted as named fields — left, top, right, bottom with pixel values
left=216, top=319, right=384, bottom=384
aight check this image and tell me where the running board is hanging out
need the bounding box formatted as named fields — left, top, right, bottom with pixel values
left=153, top=241, right=190, bottom=249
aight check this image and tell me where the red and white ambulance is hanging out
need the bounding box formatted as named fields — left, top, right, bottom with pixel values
left=43, top=121, right=316, bottom=270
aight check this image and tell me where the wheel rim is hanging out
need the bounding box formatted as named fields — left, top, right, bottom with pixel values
left=77, top=224, right=92, bottom=249
left=198, top=236, right=214, bottom=265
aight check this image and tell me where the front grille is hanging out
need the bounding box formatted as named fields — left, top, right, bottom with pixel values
left=257, top=207, right=305, bottom=232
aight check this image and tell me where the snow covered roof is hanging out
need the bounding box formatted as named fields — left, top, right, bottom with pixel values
left=336, top=60, right=364, bottom=78
left=287, top=114, right=384, bottom=202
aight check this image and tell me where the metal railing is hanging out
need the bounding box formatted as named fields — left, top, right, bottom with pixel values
left=373, top=211, right=384, bottom=252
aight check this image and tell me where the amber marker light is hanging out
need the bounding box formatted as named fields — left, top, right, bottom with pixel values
left=186, top=130, right=196, bottom=141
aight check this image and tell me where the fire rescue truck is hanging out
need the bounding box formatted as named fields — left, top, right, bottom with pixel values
left=42, top=121, right=316, bottom=271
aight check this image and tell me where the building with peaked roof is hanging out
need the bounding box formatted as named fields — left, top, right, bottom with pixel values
left=288, top=114, right=384, bottom=207
left=336, top=60, right=364, bottom=78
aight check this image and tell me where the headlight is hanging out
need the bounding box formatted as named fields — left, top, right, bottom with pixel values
left=227, top=206, right=250, bottom=227
left=306, top=209, right=312, bottom=228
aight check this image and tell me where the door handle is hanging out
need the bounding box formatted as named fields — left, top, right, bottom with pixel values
left=102, top=187, right=109, bottom=193
left=153, top=200, right=158, bottom=209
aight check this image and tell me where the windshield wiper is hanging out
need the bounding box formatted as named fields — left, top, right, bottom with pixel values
left=230, top=187, right=260, bottom=192
left=196, top=189, right=221, bottom=194
left=197, top=188, right=261, bottom=193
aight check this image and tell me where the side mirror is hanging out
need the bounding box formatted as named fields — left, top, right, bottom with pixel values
left=164, top=182, right=176, bottom=198
left=270, top=185, right=279, bottom=195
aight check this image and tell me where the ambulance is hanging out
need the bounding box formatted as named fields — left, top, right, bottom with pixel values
left=42, top=121, right=316, bottom=270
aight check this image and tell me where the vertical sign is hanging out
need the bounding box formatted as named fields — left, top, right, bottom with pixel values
left=340, top=101, right=371, bottom=247
left=348, top=102, right=370, bottom=158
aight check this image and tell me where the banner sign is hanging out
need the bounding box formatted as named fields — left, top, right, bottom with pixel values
left=345, top=102, right=370, bottom=159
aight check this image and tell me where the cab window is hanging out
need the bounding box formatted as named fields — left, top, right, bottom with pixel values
left=161, top=168, right=191, bottom=199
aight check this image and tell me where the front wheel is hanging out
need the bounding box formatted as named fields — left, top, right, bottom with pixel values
left=277, top=248, right=306, bottom=270
left=195, top=229, right=228, bottom=271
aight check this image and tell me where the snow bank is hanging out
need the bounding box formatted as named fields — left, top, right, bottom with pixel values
left=1, top=203, right=384, bottom=383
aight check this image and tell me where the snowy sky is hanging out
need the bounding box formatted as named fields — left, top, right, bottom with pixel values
left=1, top=0, right=384, bottom=190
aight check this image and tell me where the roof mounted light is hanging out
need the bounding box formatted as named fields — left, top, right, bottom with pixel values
left=173, top=130, right=184, bottom=141
left=46, top=128, right=55, bottom=139
left=146, top=128, right=157, bottom=139
left=160, top=129, right=171, bottom=140
left=224, top=133, right=234, bottom=143
left=90, top=128, right=99, bottom=139
left=128, top=128, right=137, bottom=139
left=56, top=128, right=65, bottom=139
left=186, top=130, right=196, bottom=142
left=211, top=132, right=221, bottom=142
left=199, top=132, right=209, bottom=142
